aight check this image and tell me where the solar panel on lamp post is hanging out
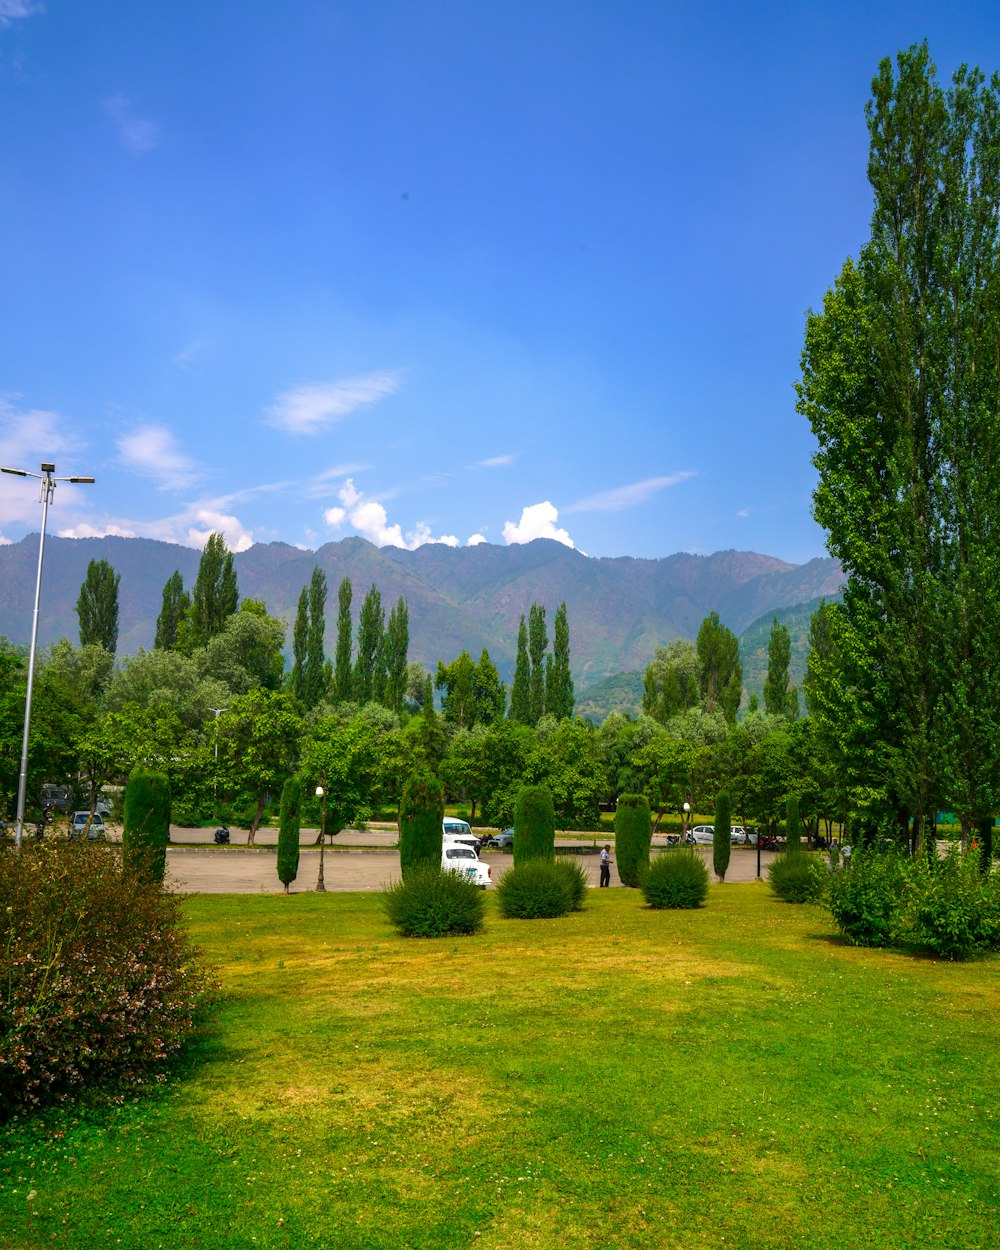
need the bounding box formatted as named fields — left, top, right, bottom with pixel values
left=0, top=463, right=95, bottom=848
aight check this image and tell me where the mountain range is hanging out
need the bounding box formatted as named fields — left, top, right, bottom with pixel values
left=0, top=534, right=843, bottom=690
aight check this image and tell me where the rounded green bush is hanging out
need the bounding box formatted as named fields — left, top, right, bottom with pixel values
left=552, top=857, right=589, bottom=912
left=615, top=793, right=651, bottom=887
left=768, top=852, right=826, bottom=903
left=496, top=858, right=577, bottom=918
left=904, top=846, right=1000, bottom=959
left=826, top=845, right=906, bottom=946
left=640, top=849, right=709, bottom=909
left=399, top=771, right=445, bottom=879
left=381, top=863, right=486, bottom=937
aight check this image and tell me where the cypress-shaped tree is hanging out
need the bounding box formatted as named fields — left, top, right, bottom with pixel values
left=277, top=776, right=302, bottom=893
left=785, top=794, right=802, bottom=853
left=510, top=615, right=530, bottom=723
left=122, top=767, right=171, bottom=882
left=545, top=601, right=575, bottom=719
left=713, top=789, right=732, bottom=882
left=764, top=617, right=792, bottom=717
left=76, top=558, right=120, bottom=654
left=305, top=566, right=327, bottom=708
left=354, top=584, right=384, bottom=703
left=190, top=532, right=239, bottom=646
left=513, top=785, right=556, bottom=865
left=528, top=603, right=548, bottom=725
left=383, top=596, right=409, bottom=713
left=399, top=770, right=445, bottom=879
left=291, top=587, right=309, bottom=702
left=154, top=570, right=190, bottom=650
left=615, top=792, right=652, bottom=887
left=334, top=576, right=353, bottom=703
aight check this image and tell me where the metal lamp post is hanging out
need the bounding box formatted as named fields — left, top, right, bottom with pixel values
left=1, top=462, right=95, bottom=847
left=682, top=800, right=691, bottom=840
left=315, top=784, right=327, bottom=892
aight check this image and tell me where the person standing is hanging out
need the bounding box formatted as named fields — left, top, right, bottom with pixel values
left=599, top=843, right=612, bottom=888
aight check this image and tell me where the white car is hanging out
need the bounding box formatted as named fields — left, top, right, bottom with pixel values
left=690, top=824, right=715, bottom=845
left=730, top=825, right=749, bottom=845
left=442, top=819, right=481, bottom=852
left=70, top=811, right=105, bottom=840
left=441, top=843, right=491, bottom=887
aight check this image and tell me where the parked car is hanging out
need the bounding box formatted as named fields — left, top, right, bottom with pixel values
left=690, top=824, right=715, bottom=845
left=95, top=799, right=114, bottom=821
left=494, top=828, right=515, bottom=849
left=443, top=818, right=481, bottom=849
left=70, top=811, right=105, bottom=840
left=730, top=825, right=749, bottom=845
left=441, top=843, right=491, bottom=887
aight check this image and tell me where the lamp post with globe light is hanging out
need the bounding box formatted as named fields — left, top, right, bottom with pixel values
left=682, top=800, right=691, bottom=841
left=0, top=462, right=95, bottom=847
left=315, top=785, right=327, bottom=892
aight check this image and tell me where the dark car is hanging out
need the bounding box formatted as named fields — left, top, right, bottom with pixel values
left=493, top=828, right=515, bottom=850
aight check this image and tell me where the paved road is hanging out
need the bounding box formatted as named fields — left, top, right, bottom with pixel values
left=164, top=837, right=776, bottom=894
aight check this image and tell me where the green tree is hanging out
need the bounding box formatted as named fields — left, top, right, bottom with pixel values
left=216, top=689, right=302, bottom=843
left=154, top=570, right=190, bottom=650
left=545, top=602, right=574, bottom=719
left=513, top=784, right=555, bottom=865
left=76, top=558, right=120, bottom=654
left=763, top=617, right=793, bottom=718
left=528, top=603, right=548, bottom=725
left=615, top=793, right=651, bottom=887
left=797, top=43, right=1000, bottom=850
left=305, top=567, right=328, bottom=709
left=472, top=649, right=507, bottom=725
left=190, top=533, right=239, bottom=647
left=122, top=767, right=171, bottom=882
left=291, top=587, right=309, bottom=703
left=334, top=577, right=354, bottom=703
left=383, top=596, right=409, bottom=714
left=276, top=776, right=302, bottom=893
left=398, top=770, right=444, bottom=879
left=785, top=794, right=802, bottom=853
left=198, top=602, right=286, bottom=694
left=510, top=615, right=531, bottom=724
left=642, top=640, right=702, bottom=724
left=436, top=650, right=477, bottom=729
left=696, top=611, right=742, bottom=724
left=353, top=585, right=384, bottom=704
left=713, top=789, right=732, bottom=882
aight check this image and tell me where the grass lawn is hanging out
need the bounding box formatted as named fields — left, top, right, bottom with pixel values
left=1, top=885, right=997, bottom=1249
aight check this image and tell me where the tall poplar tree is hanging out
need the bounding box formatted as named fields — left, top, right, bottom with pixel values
left=77, top=558, right=120, bottom=654
left=696, top=611, right=742, bottom=723
left=154, top=570, right=190, bottom=651
left=763, top=617, right=792, bottom=718
left=305, top=566, right=327, bottom=708
left=545, top=601, right=574, bottom=719
left=353, top=584, right=384, bottom=704
left=510, top=614, right=531, bottom=724
left=798, top=43, right=1000, bottom=846
left=527, top=603, right=548, bottom=725
left=190, top=532, right=238, bottom=646
left=291, top=587, right=309, bottom=703
left=383, top=596, right=409, bottom=713
left=334, top=577, right=353, bottom=703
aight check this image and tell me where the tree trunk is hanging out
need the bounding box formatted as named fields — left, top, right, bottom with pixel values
left=248, top=794, right=265, bottom=846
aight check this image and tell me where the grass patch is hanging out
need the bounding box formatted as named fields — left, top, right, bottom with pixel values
left=1, top=887, right=998, bottom=1248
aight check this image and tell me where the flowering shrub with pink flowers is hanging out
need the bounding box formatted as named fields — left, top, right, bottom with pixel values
left=0, top=841, right=213, bottom=1118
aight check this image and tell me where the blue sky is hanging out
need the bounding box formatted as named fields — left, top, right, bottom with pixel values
left=1, top=2, right=997, bottom=563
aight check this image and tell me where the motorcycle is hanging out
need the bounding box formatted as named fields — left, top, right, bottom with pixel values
left=214, top=825, right=231, bottom=845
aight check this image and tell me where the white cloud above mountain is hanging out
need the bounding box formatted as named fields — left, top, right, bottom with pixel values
left=502, top=501, right=575, bottom=549
left=117, top=424, right=203, bottom=492
left=266, top=372, right=402, bottom=435
left=323, top=478, right=459, bottom=549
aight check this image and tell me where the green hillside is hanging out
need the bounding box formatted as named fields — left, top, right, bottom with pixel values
left=574, top=671, right=645, bottom=723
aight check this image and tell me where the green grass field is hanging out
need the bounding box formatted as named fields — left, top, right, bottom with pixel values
left=1, top=886, right=997, bottom=1249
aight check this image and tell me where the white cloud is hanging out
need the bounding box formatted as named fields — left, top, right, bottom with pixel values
left=566, top=472, right=696, bottom=514
left=502, top=502, right=575, bottom=549
left=467, top=533, right=487, bottom=546
left=117, top=423, right=203, bottom=492
left=184, top=509, right=254, bottom=552
left=323, top=477, right=461, bottom=549
left=0, top=398, right=86, bottom=529
left=0, top=531, right=11, bottom=545
left=477, top=454, right=516, bottom=468
left=103, top=95, right=160, bottom=156
left=266, top=372, right=402, bottom=435
left=0, top=2, right=42, bottom=29
left=57, top=521, right=137, bottom=540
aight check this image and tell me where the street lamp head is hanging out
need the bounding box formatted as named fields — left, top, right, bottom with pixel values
left=315, top=786, right=324, bottom=798
left=68, top=476, right=96, bottom=484
left=40, top=462, right=55, bottom=473
left=683, top=801, right=691, bottom=813
left=1, top=466, right=28, bottom=477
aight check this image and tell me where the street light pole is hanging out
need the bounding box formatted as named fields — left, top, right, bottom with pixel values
left=315, top=784, right=327, bottom=892
left=1, top=463, right=95, bottom=848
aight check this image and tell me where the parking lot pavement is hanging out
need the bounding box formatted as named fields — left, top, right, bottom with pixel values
left=164, top=845, right=776, bottom=894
